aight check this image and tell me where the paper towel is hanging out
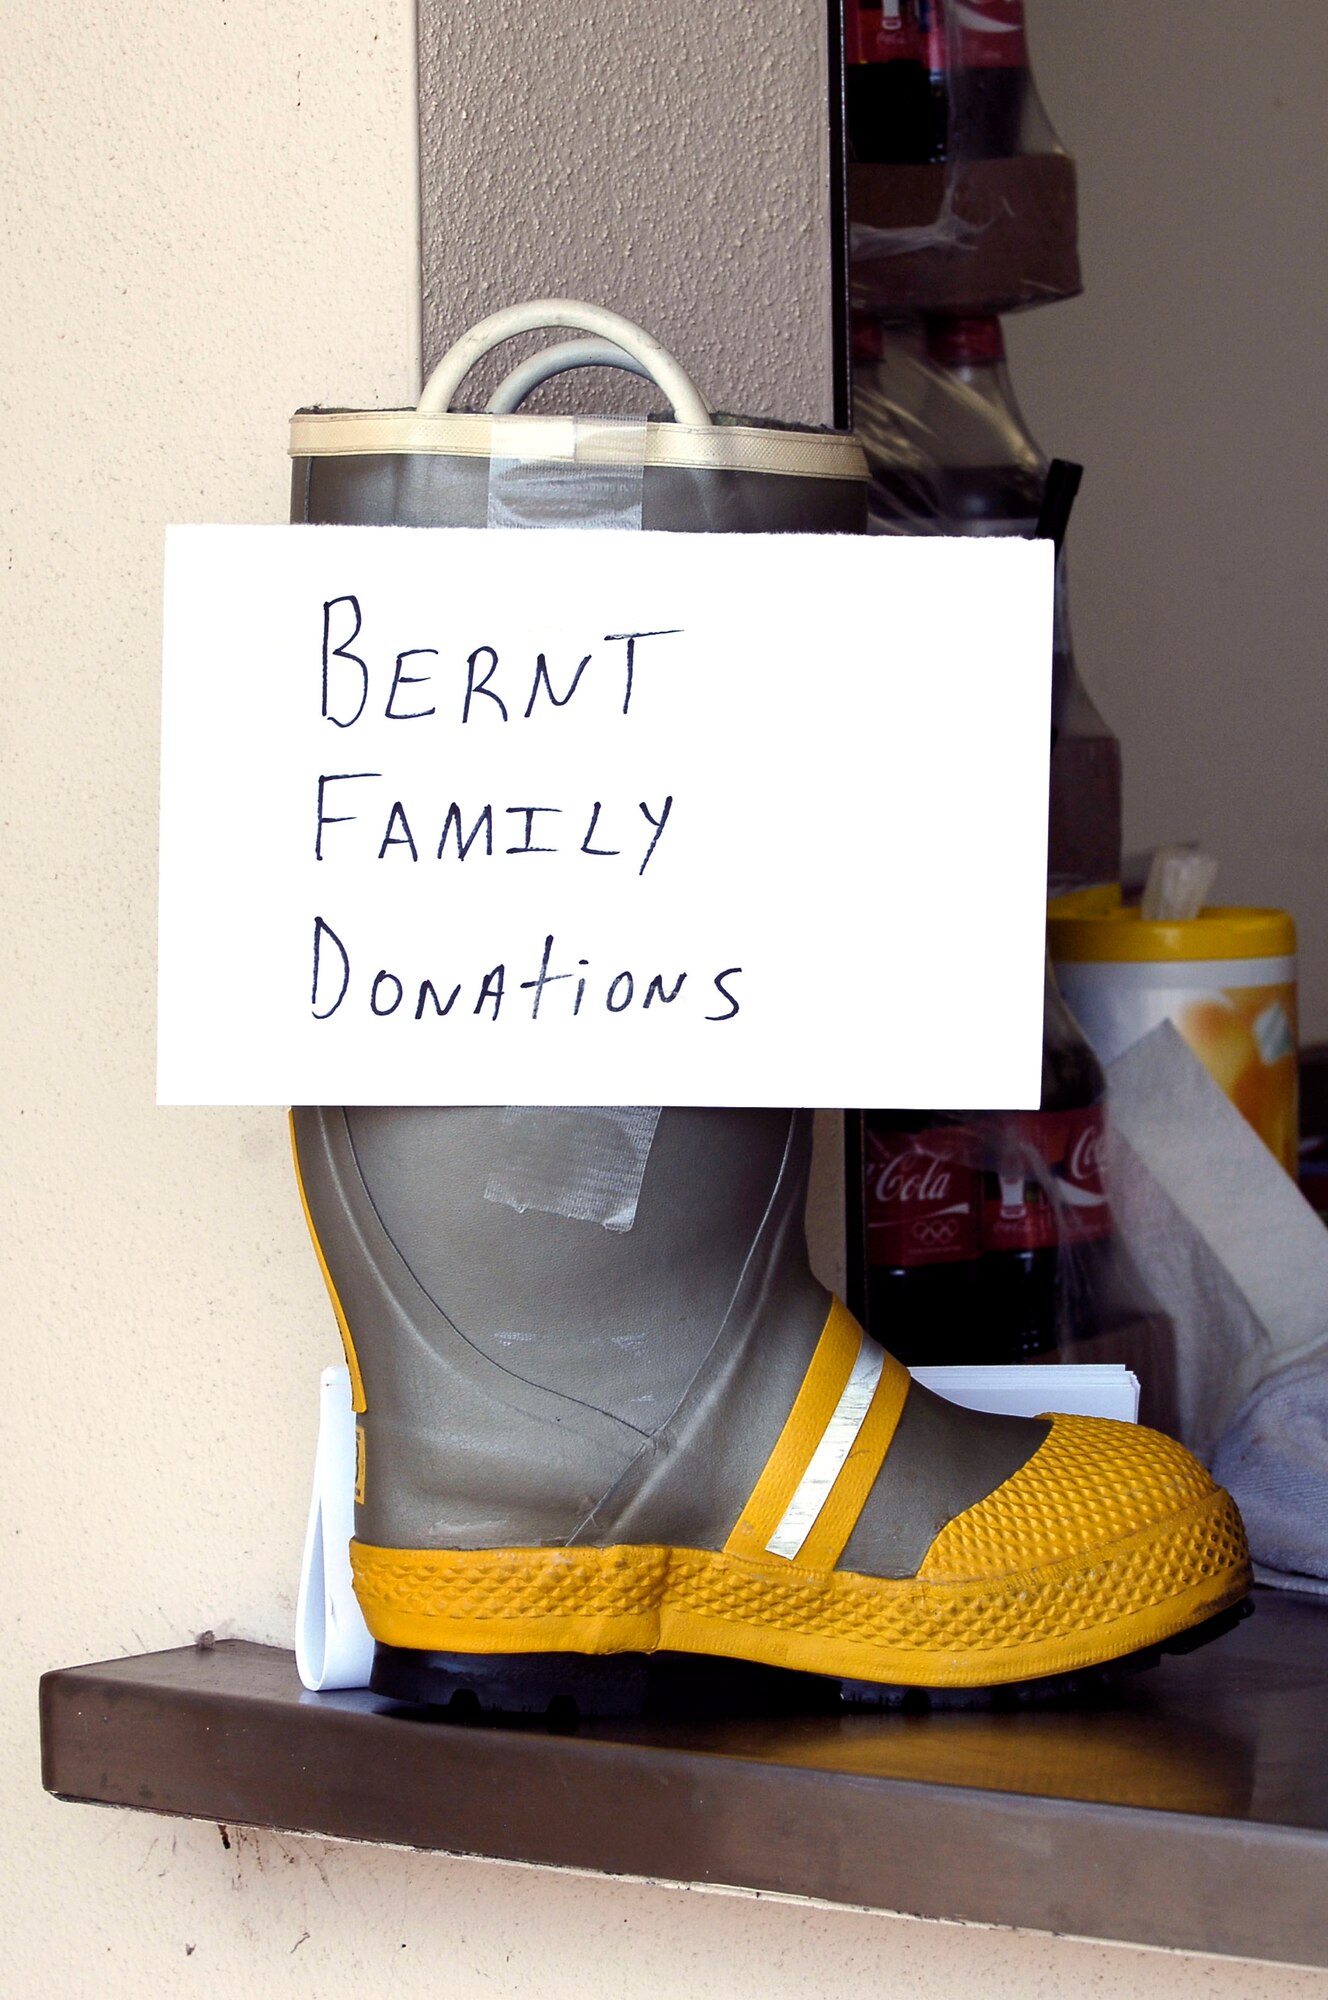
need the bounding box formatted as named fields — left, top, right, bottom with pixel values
left=1105, top=1019, right=1328, bottom=1587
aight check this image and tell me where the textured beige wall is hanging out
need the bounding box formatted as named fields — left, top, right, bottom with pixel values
left=417, top=0, right=835, bottom=420
left=4, top=0, right=1327, bottom=1995
left=1008, top=0, right=1328, bottom=1034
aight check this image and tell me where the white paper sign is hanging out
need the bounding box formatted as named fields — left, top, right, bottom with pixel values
left=158, top=526, right=1052, bottom=1107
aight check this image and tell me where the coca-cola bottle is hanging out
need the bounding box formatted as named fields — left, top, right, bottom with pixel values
left=853, top=311, right=1122, bottom=895
left=864, top=957, right=1112, bottom=1365
left=971, top=958, right=1111, bottom=1359
left=854, top=310, right=1042, bottom=533
left=927, top=0, right=1041, bottom=161
left=845, top=1, right=944, bottom=165
left=845, top=0, right=1059, bottom=166
left=862, top=1113, right=981, bottom=1366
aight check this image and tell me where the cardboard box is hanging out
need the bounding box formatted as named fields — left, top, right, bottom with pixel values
left=849, top=153, right=1081, bottom=317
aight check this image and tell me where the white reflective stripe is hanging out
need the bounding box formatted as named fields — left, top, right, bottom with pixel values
left=765, top=1334, right=886, bottom=1561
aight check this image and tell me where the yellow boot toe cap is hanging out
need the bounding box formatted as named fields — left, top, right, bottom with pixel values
left=920, top=1413, right=1235, bottom=1583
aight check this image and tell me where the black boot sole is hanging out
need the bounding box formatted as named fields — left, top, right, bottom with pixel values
left=839, top=1596, right=1254, bottom=1710
left=369, top=1596, right=1253, bottom=1723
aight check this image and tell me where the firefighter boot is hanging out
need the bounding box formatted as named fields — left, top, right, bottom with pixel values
left=292, top=1105, right=1250, bottom=1712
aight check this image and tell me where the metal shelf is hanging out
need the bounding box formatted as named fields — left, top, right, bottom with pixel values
left=40, top=1586, right=1328, bottom=1969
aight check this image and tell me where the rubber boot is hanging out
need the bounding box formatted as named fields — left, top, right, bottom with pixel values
left=292, top=1105, right=1251, bottom=1711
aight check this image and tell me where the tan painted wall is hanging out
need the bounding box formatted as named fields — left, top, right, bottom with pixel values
left=1008, top=1, right=1328, bottom=1036
left=4, top=1, right=1327, bottom=1995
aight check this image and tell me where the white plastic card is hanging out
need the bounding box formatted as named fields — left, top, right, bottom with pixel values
left=294, top=1359, right=1138, bottom=1692
left=295, top=1366, right=375, bottom=1693
left=159, top=526, right=1052, bottom=1108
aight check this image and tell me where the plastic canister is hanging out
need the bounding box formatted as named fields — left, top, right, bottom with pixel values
left=1048, top=905, right=1298, bottom=1176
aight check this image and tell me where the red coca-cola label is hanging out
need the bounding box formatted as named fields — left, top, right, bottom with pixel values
left=919, top=0, right=948, bottom=72
left=1057, top=1105, right=1112, bottom=1245
left=865, top=1127, right=980, bottom=1268
left=977, top=1106, right=1112, bottom=1251
left=846, top=0, right=923, bottom=67
left=929, top=0, right=1028, bottom=72
left=982, top=1175, right=1055, bottom=1252
left=845, top=0, right=870, bottom=68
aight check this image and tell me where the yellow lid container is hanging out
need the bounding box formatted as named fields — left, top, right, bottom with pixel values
left=1048, top=904, right=1297, bottom=966
left=1049, top=904, right=1299, bottom=1176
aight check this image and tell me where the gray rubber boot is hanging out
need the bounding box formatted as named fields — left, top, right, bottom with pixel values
left=296, top=1101, right=1045, bottom=1545
left=286, top=313, right=1250, bottom=1711
left=293, top=1105, right=1066, bottom=1701
left=292, top=1103, right=1250, bottom=1714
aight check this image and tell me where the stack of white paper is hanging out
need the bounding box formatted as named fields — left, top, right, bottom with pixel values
left=912, top=1363, right=1140, bottom=1422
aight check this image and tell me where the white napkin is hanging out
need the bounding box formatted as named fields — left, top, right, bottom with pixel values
left=1213, top=1353, right=1328, bottom=1587
left=1105, top=1020, right=1328, bottom=1463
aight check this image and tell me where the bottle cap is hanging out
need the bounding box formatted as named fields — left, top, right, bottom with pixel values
left=925, top=316, right=1006, bottom=366
left=851, top=316, right=885, bottom=362
left=1048, top=905, right=1297, bottom=966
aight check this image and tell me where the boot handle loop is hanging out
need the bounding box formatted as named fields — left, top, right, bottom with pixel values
left=484, top=338, right=652, bottom=414
left=417, top=299, right=713, bottom=428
